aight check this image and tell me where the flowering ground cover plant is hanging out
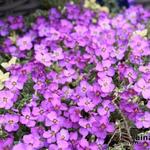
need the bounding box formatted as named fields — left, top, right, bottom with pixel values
left=0, top=2, right=150, bottom=150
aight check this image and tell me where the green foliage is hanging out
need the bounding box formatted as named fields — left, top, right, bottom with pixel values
left=40, top=0, right=82, bottom=10
left=14, top=125, right=30, bottom=143
left=14, top=78, right=34, bottom=110
left=108, top=144, right=127, bottom=150
left=25, top=9, right=48, bottom=28
left=0, top=128, right=8, bottom=139
left=101, top=0, right=121, bottom=13
left=147, top=21, right=150, bottom=39
left=83, top=64, right=95, bottom=74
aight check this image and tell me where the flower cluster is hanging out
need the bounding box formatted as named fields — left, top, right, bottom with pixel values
left=0, top=3, right=150, bottom=150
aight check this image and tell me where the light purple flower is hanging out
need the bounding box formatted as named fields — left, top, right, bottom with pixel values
left=56, top=129, right=69, bottom=149
left=77, top=80, right=92, bottom=96
left=69, top=106, right=81, bottom=123
left=134, top=141, right=150, bottom=150
left=0, top=136, right=14, bottom=150
left=32, top=107, right=45, bottom=122
left=96, top=59, right=115, bottom=77
left=45, top=111, right=64, bottom=128
left=92, top=116, right=115, bottom=139
left=51, top=47, right=64, bottom=61
left=49, top=27, right=60, bottom=41
left=5, top=76, right=24, bottom=90
left=23, top=134, right=42, bottom=149
left=134, top=78, right=150, bottom=99
left=124, top=67, right=137, bottom=83
left=95, top=44, right=113, bottom=59
left=78, top=97, right=95, bottom=112
left=98, top=100, right=115, bottom=116
left=17, top=36, right=32, bottom=51
left=43, top=126, right=59, bottom=143
left=4, top=114, right=19, bottom=132
left=35, top=51, right=52, bottom=67
left=135, top=112, right=150, bottom=128
left=12, top=143, right=25, bottom=150
left=98, top=76, right=115, bottom=93
left=0, top=90, right=14, bottom=109
left=20, top=107, right=36, bottom=127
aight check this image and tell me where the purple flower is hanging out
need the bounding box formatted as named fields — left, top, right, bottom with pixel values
left=35, top=51, right=52, bottom=67
left=0, top=20, right=9, bottom=36
left=49, top=27, right=60, bottom=41
left=51, top=47, right=64, bottom=61
left=139, top=64, right=150, bottom=74
left=78, top=97, right=95, bottom=112
left=48, top=8, right=61, bottom=20
left=17, top=36, right=32, bottom=51
left=64, top=35, right=76, bottom=48
left=23, top=134, right=42, bottom=149
left=62, top=86, right=73, bottom=99
left=98, top=76, right=115, bottom=93
left=0, top=136, right=13, bottom=150
left=134, top=78, right=150, bottom=99
left=38, top=24, right=50, bottom=37
left=124, top=67, right=137, bottom=83
left=45, top=111, right=64, bottom=128
left=4, top=114, right=19, bottom=132
left=96, top=59, right=115, bottom=77
left=87, top=83, right=102, bottom=105
left=98, top=100, right=115, bottom=116
left=78, top=138, right=89, bottom=149
left=77, top=80, right=92, bottom=96
left=110, top=46, right=126, bottom=60
left=69, top=106, right=81, bottom=123
left=130, top=35, right=150, bottom=57
left=12, top=143, right=25, bottom=150
left=32, top=106, right=45, bottom=122
left=134, top=141, right=150, bottom=150
left=92, top=116, right=115, bottom=139
left=119, top=99, right=141, bottom=121
left=147, top=101, right=150, bottom=109
left=7, top=16, right=24, bottom=30
left=56, top=129, right=69, bottom=149
left=0, top=90, right=14, bottom=109
left=135, top=112, right=150, bottom=128
left=95, top=44, right=113, bottom=59
left=48, top=144, right=58, bottom=150
left=60, top=19, right=73, bottom=33
left=43, top=127, right=59, bottom=144
left=5, top=75, right=24, bottom=90
left=79, top=117, right=95, bottom=136
left=20, top=107, right=36, bottom=127
left=62, top=68, right=78, bottom=83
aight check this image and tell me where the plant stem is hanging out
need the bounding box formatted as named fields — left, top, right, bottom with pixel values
left=112, top=97, right=133, bottom=150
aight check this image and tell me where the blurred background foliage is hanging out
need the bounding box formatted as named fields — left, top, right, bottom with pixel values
left=41, top=0, right=82, bottom=10
left=24, top=0, right=132, bottom=28
left=40, top=0, right=130, bottom=13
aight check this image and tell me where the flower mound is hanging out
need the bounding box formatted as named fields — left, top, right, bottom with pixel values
left=0, top=3, right=150, bottom=150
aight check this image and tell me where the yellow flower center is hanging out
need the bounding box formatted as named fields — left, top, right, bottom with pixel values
left=25, top=115, right=30, bottom=119
left=8, top=120, right=14, bottom=124
left=12, top=81, right=17, bottom=86
left=53, top=119, right=58, bottom=124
